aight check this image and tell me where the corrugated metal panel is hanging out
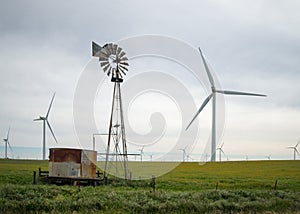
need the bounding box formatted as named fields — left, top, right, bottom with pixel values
left=49, top=148, right=97, bottom=178
left=81, top=150, right=96, bottom=178
left=49, top=148, right=81, bottom=163
left=49, top=162, right=80, bottom=177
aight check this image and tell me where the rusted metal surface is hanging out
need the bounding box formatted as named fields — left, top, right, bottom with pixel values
left=49, top=148, right=96, bottom=178
left=49, top=148, right=81, bottom=163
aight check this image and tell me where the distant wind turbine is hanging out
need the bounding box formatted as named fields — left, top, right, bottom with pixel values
left=265, top=154, right=271, bottom=160
left=186, top=48, right=266, bottom=162
left=34, top=93, right=57, bottom=160
left=179, top=145, right=188, bottom=162
left=3, top=127, right=12, bottom=159
left=216, top=142, right=225, bottom=162
left=186, top=154, right=195, bottom=162
left=149, top=153, right=153, bottom=162
left=137, top=146, right=144, bottom=162
left=287, top=140, right=300, bottom=160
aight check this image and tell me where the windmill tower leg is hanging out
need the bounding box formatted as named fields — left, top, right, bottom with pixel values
left=211, top=94, right=216, bottom=162
left=104, top=83, right=116, bottom=180
left=118, top=82, right=128, bottom=179
left=104, top=82, right=128, bottom=181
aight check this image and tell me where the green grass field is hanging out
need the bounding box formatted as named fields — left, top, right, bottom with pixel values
left=0, top=159, right=299, bottom=213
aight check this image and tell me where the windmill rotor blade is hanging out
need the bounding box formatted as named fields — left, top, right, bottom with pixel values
left=198, top=47, right=215, bottom=87
left=119, top=61, right=129, bottom=66
left=116, top=47, right=122, bottom=55
left=33, top=118, right=42, bottom=121
left=295, top=140, right=300, bottom=148
left=186, top=93, right=213, bottom=130
left=107, top=43, right=113, bottom=55
left=295, top=148, right=300, bottom=155
left=120, top=56, right=128, bottom=61
left=92, top=41, right=102, bottom=57
left=102, top=63, right=110, bottom=72
left=119, top=64, right=128, bottom=71
left=117, top=65, right=125, bottom=72
left=46, top=93, right=56, bottom=119
left=112, top=44, right=118, bottom=54
left=216, top=90, right=266, bottom=97
left=100, top=61, right=109, bottom=67
left=109, top=43, right=115, bottom=54
left=118, top=67, right=126, bottom=76
left=99, top=53, right=109, bottom=61
left=46, top=120, right=58, bottom=143
left=286, top=146, right=294, bottom=149
left=119, top=51, right=126, bottom=59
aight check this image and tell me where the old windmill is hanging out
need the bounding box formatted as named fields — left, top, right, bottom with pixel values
left=92, top=42, right=129, bottom=180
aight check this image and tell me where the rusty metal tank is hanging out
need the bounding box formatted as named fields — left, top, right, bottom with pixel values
left=49, top=148, right=96, bottom=178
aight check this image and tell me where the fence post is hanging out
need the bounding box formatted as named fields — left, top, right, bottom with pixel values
left=274, top=179, right=278, bottom=191
left=33, top=171, right=36, bottom=185
left=151, top=175, right=156, bottom=192
left=129, top=171, right=132, bottom=186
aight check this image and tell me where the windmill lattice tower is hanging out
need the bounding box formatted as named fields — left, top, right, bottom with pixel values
left=92, top=42, right=129, bottom=181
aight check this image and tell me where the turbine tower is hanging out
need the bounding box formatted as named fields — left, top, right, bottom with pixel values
left=92, top=41, right=129, bottom=180
left=186, top=48, right=266, bottom=162
left=149, top=153, right=153, bottom=162
left=216, top=142, right=225, bottom=162
left=138, top=146, right=145, bottom=162
left=34, top=93, right=57, bottom=160
left=179, top=145, right=187, bottom=162
left=287, top=140, right=300, bottom=160
left=3, top=127, right=12, bottom=159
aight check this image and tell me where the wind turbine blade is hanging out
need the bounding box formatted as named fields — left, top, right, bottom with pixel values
left=186, top=93, right=213, bottom=130
left=46, top=93, right=56, bottom=119
left=8, top=141, right=12, bottom=151
left=220, top=149, right=225, bottom=155
left=295, top=148, right=300, bottom=155
left=216, top=90, right=266, bottom=97
left=295, top=140, right=300, bottom=148
left=7, top=127, right=10, bottom=140
left=198, top=47, right=215, bottom=87
left=220, top=142, right=224, bottom=149
left=46, top=120, right=58, bottom=143
left=33, top=118, right=42, bottom=121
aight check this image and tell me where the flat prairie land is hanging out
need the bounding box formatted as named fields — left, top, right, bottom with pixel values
left=0, top=159, right=299, bottom=213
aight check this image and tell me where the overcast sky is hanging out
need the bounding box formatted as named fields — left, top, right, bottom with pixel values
left=1, top=0, right=300, bottom=160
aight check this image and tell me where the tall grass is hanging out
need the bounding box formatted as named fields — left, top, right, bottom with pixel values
left=0, top=159, right=299, bottom=213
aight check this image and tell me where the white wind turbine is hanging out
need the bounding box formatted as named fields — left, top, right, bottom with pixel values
left=149, top=153, right=153, bottom=162
left=287, top=140, right=300, bottom=160
left=179, top=145, right=188, bottom=162
left=34, top=93, right=57, bottom=160
left=138, top=146, right=144, bottom=162
left=3, top=127, right=12, bottom=159
left=186, top=48, right=266, bottom=162
left=216, top=142, right=225, bottom=162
